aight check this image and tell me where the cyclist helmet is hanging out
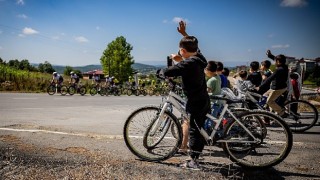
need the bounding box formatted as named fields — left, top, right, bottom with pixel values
left=53, top=72, right=57, bottom=75
left=70, top=71, right=74, bottom=75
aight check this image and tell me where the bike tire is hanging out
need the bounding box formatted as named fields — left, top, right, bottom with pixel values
left=68, top=86, right=76, bottom=96
left=222, top=110, right=292, bottom=170
left=123, top=106, right=182, bottom=161
left=47, top=85, right=56, bottom=95
left=147, top=89, right=154, bottom=96
left=142, top=90, right=147, bottom=96
left=283, top=100, right=318, bottom=132
left=79, top=87, right=86, bottom=96
left=127, top=89, right=133, bottom=96
left=142, top=111, right=174, bottom=149
left=60, top=85, right=68, bottom=96
left=90, top=87, right=97, bottom=96
left=229, top=108, right=267, bottom=139
left=134, top=90, right=140, bottom=96
left=99, top=88, right=106, bottom=96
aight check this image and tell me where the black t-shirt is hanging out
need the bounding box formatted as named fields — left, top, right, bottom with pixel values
left=163, top=54, right=209, bottom=113
left=247, top=71, right=262, bottom=87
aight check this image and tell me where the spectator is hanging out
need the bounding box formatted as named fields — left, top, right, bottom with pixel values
left=247, top=61, right=262, bottom=87
left=161, top=21, right=210, bottom=170
left=222, top=67, right=231, bottom=88
left=216, top=61, right=228, bottom=88
left=258, top=60, right=272, bottom=94
left=256, top=50, right=289, bottom=118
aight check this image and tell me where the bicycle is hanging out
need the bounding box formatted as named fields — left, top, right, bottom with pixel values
left=233, top=87, right=318, bottom=132
left=67, top=82, right=86, bottom=96
left=89, top=83, right=106, bottom=96
left=123, top=77, right=293, bottom=170
left=47, top=82, right=68, bottom=96
left=105, top=85, right=121, bottom=96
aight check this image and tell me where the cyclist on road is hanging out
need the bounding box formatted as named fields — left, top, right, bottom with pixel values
left=52, top=72, right=64, bottom=86
left=92, top=72, right=101, bottom=91
left=70, top=71, right=80, bottom=84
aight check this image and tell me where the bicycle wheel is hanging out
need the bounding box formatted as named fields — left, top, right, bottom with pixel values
left=147, top=88, right=154, bottom=96
left=90, top=87, right=97, bottom=96
left=79, top=87, right=86, bottom=96
left=60, top=85, right=68, bottom=96
left=127, top=89, right=133, bottom=96
left=228, top=108, right=267, bottom=139
left=99, top=88, right=106, bottom=96
left=47, top=85, right=56, bottom=95
left=123, top=106, right=182, bottom=161
left=68, top=86, right=76, bottom=95
left=222, top=110, right=292, bottom=170
left=283, top=100, right=318, bottom=132
left=142, top=111, right=176, bottom=149
left=134, top=89, right=140, bottom=96
left=142, top=90, right=147, bottom=96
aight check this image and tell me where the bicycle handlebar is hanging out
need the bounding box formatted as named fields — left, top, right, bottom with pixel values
left=156, top=69, right=177, bottom=91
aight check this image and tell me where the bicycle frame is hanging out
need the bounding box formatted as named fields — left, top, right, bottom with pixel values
left=154, top=90, right=261, bottom=146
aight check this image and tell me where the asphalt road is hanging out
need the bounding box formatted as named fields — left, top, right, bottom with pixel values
left=1, top=93, right=319, bottom=142
left=1, top=93, right=320, bottom=179
left=0, top=93, right=163, bottom=136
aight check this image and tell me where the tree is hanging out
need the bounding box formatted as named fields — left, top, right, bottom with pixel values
left=100, top=36, right=134, bottom=82
left=0, top=57, right=5, bottom=65
left=73, top=69, right=83, bottom=78
left=8, top=59, right=20, bottom=69
left=64, top=66, right=74, bottom=76
left=38, top=61, right=55, bottom=74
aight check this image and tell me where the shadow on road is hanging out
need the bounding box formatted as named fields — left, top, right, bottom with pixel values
left=154, top=159, right=320, bottom=180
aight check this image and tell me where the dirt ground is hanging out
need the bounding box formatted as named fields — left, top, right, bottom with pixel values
left=1, top=130, right=320, bottom=180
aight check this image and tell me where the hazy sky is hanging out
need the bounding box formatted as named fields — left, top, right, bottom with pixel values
left=0, top=0, right=319, bottom=67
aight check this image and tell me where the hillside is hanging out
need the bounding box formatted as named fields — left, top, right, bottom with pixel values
left=52, top=63, right=163, bottom=74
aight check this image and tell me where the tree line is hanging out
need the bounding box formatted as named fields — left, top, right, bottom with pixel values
left=1, top=36, right=135, bottom=82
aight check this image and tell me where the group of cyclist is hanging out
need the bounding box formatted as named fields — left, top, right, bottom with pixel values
left=52, top=71, right=79, bottom=89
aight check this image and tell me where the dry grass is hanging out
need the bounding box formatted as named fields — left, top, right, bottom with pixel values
left=0, top=145, right=231, bottom=180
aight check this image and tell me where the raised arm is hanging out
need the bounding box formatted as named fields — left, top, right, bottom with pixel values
left=266, top=50, right=275, bottom=61
left=177, top=21, right=189, bottom=37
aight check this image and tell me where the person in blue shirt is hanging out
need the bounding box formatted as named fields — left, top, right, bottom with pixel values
left=216, top=61, right=228, bottom=88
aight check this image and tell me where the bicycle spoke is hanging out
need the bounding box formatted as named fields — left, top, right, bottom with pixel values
left=222, top=110, right=292, bottom=170
left=123, top=106, right=181, bottom=161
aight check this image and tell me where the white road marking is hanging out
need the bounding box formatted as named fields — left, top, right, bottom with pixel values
left=0, top=128, right=313, bottom=147
left=12, top=98, right=38, bottom=100
left=0, top=128, right=123, bottom=139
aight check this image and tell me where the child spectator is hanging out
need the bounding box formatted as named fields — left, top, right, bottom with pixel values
left=205, top=61, right=222, bottom=118
left=235, top=70, right=254, bottom=94
left=162, top=20, right=210, bottom=170
left=256, top=50, right=289, bottom=118
left=290, top=72, right=301, bottom=114
left=258, top=60, right=272, bottom=94
left=205, top=61, right=221, bottom=95
left=247, top=61, right=262, bottom=87
left=222, top=67, right=231, bottom=88
left=216, top=61, right=228, bottom=88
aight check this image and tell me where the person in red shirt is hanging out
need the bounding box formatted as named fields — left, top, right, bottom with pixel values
left=290, top=72, right=301, bottom=114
